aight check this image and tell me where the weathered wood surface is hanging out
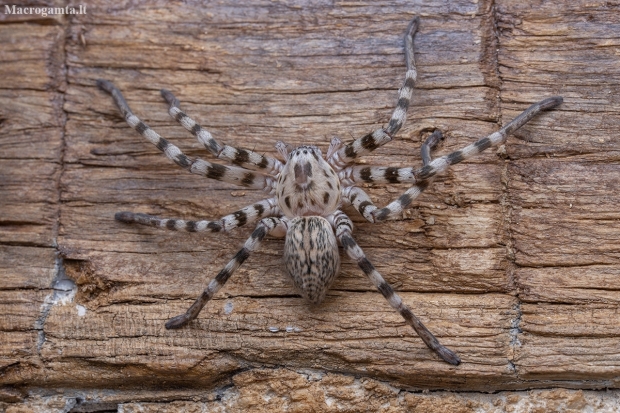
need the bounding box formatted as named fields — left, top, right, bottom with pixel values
left=1, top=0, right=620, bottom=409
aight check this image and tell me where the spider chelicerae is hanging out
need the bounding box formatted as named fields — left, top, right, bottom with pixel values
left=97, top=16, right=562, bottom=365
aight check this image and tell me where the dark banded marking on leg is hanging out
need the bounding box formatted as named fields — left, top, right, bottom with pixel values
left=165, top=217, right=288, bottom=329
left=190, top=123, right=202, bottom=137
left=337, top=128, right=392, bottom=166
left=233, top=149, right=250, bottom=165
left=114, top=198, right=279, bottom=234
left=135, top=121, right=148, bottom=135
left=254, top=203, right=265, bottom=216
left=161, top=89, right=283, bottom=175
left=233, top=210, right=248, bottom=228
left=328, top=17, right=420, bottom=168
left=397, top=193, right=413, bottom=208
left=384, top=167, right=400, bottom=184
left=97, top=80, right=275, bottom=191
left=361, top=132, right=380, bottom=151
left=327, top=210, right=353, bottom=239
left=241, top=172, right=255, bottom=186
left=330, top=213, right=460, bottom=365
left=341, top=186, right=377, bottom=223
left=446, top=150, right=464, bottom=165
left=189, top=158, right=273, bottom=190
left=339, top=165, right=416, bottom=186
left=343, top=144, right=356, bottom=160
left=372, top=180, right=430, bottom=222
left=360, top=167, right=372, bottom=182
left=376, top=279, right=393, bottom=299
left=474, top=136, right=491, bottom=152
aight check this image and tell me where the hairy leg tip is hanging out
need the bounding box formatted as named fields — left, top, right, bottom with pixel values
left=439, top=348, right=461, bottom=366
left=165, top=314, right=190, bottom=329
left=114, top=211, right=135, bottom=223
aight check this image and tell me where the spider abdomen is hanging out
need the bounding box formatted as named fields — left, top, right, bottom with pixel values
left=284, top=216, right=340, bottom=304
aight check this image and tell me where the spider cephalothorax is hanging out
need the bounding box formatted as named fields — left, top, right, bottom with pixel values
left=98, top=16, right=562, bottom=365
left=276, top=145, right=341, bottom=217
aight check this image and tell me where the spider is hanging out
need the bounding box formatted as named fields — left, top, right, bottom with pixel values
left=97, top=16, right=562, bottom=366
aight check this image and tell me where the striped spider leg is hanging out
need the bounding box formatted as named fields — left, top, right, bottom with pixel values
left=329, top=210, right=461, bottom=366
left=165, top=216, right=288, bottom=329
left=338, top=130, right=463, bottom=366
left=339, top=96, right=563, bottom=222
left=327, top=16, right=420, bottom=171
left=113, top=197, right=280, bottom=235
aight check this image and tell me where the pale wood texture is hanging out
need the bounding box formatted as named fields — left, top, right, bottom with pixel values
left=1, top=0, right=620, bottom=409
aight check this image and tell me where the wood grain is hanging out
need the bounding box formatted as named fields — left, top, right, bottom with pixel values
left=1, top=0, right=619, bottom=408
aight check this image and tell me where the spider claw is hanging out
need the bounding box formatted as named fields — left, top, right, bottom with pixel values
left=114, top=211, right=136, bottom=223
left=165, top=314, right=191, bottom=329
left=436, top=346, right=461, bottom=366
left=406, top=15, right=421, bottom=37
left=541, top=95, right=563, bottom=109
left=96, top=78, right=112, bottom=91
left=160, top=88, right=181, bottom=108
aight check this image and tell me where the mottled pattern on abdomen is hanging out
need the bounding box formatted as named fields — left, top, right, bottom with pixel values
left=284, top=216, right=340, bottom=304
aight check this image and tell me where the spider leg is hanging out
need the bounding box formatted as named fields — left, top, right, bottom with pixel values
left=97, top=80, right=275, bottom=192
left=115, top=198, right=279, bottom=233
left=341, top=130, right=444, bottom=222
left=328, top=17, right=420, bottom=170
left=420, top=130, right=445, bottom=167
left=160, top=89, right=284, bottom=175
left=165, top=216, right=287, bottom=329
left=338, top=97, right=562, bottom=220
left=329, top=210, right=460, bottom=365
